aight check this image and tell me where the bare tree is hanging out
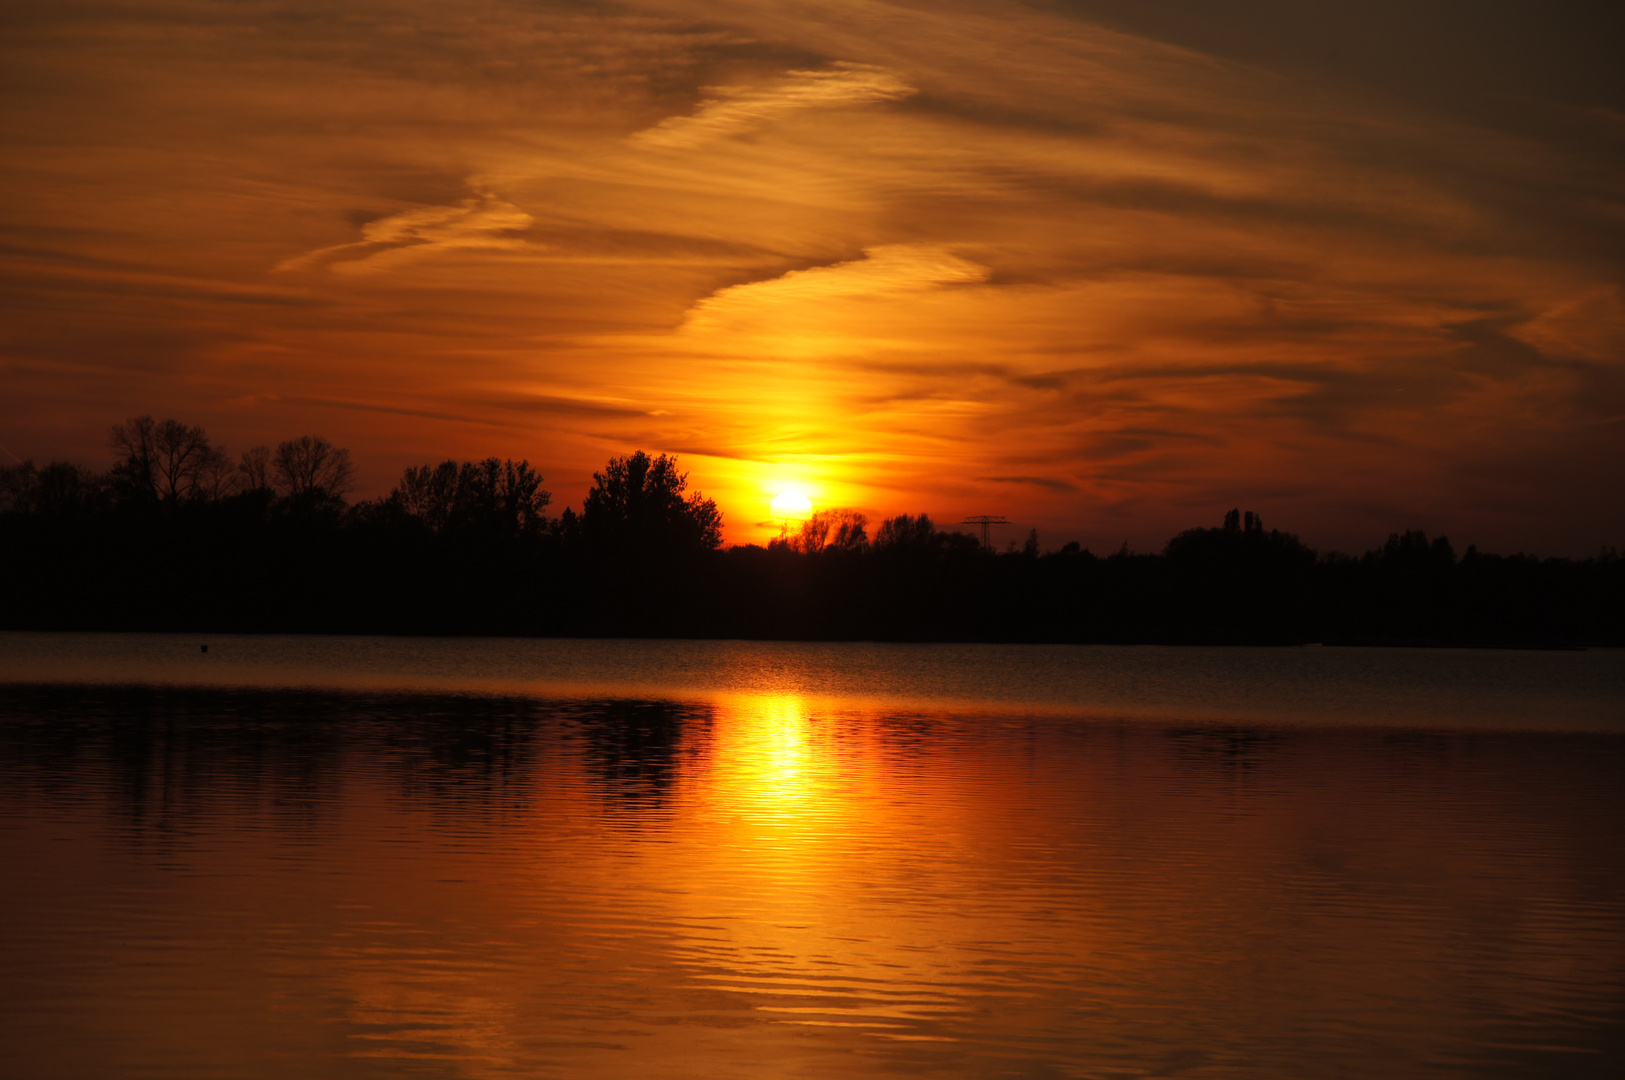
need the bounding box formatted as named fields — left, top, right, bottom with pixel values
left=108, top=415, right=158, bottom=500
left=194, top=445, right=240, bottom=500
left=395, top=460, right=461, bottom=530
left=272, top=435, right=355, bottom=500
left=239, top=446, right=273, bottom=491
left=109, top=415, right=221, bottom=502
left=392, top=458, right=552, bottom=537
left=151, top=419, right=215, bottom=502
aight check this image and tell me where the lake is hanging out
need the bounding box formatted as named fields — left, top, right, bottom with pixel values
left=2, top=633, right=1622, bottom=1078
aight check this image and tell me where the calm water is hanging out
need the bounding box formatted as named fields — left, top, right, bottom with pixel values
left=2, top=634, right=1622, bottom=1078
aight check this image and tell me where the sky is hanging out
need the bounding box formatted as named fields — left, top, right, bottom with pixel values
left=2, top=0, right=1622, bottom=554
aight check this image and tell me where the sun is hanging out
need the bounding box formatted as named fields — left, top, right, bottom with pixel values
left=770, top=491, right=813, bottom=520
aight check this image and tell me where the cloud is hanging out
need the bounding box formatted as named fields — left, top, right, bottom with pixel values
left=682, top=244, right=990, bottom=335
left=981, top=475, right=1079, bottom=492
left=1512, top=287, right=1625, bottom=364
left=275, top=191, right=537, bottom=274
left=630, top=62, right=915, bottom=148
left=483, top=394, right=656, bottom=420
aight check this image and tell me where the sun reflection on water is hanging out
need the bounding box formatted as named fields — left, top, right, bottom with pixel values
left=664, top=694, right=982, bottom=1042
left=717, top=693, right=817, bottom=818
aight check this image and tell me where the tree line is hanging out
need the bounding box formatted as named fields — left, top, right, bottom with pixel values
left=2, top=417, right=1620, bottom=645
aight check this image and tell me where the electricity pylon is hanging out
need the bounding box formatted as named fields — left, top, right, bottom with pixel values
left=959, top=515, right=1010, bottom=550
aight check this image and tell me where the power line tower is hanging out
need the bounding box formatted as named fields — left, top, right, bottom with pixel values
left=959, top=515, right=1010, bottom=551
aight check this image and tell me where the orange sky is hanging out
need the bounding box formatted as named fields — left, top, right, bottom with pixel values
left=2, top=1, right=1621, bottom=553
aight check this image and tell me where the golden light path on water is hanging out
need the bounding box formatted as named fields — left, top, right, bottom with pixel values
left=683, top=694, right=934, bottom=1038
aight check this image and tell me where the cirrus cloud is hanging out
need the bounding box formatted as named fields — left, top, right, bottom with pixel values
left=276, top=192, right=537, bottom=275
left=631, top=62, right=916, bottom=148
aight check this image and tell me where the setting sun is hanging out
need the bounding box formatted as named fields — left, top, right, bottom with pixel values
left=770, top=492, right=813, bottom=520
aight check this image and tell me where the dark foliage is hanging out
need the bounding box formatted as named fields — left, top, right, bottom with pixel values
left=2, top=430, right=1620, bottom=645
left=581, top=451, right=722, bottom=556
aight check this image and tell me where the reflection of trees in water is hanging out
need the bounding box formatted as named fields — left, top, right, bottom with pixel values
left=371, top=694, right=546, bottom=824
left=0, top=686, right=714, bottom=834
left=1164, top=727, right=1284, bottom=783
left=0, top=686, right=562, bottom=835
left=564, top=699, right=712, bottom=816
left=0, top=685, right=346, bottom=837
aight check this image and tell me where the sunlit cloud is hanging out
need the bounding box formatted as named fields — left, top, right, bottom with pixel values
left=682, top=244, right=990, bottom=339
left=630, top=62, right=915, bottom=148
left=276, top=191, right=537, bottom=274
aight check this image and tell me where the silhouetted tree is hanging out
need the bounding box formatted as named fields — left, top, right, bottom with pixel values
left=0, top=461, right=108, bottom=518
left=195, top=445, right=238, bottom=500
left=392, top=458, right=551, bottom=539
left=553, top=506, right=582, bottom=547
left=239, top=446, right=273, bottom=492
left=874, top=513, right=935, bottom=550
left=582, top=451, right=721, bottom=555
left=152, top=420, right=217, bottom=503
left=394, top=460, right=459, bottom=530
left=1161, top=509, right=1317, bottom=643
left=107, top=415, right=158, bottom=502
left=778, top=509, right=868, bottom=554
left=829, top=510, right=868, bottom=552
left=108, top=416, right=227, bottom=504
left=1375, top=529, right=1455, bottom=567
left=272, top=436, right=354, bottom=501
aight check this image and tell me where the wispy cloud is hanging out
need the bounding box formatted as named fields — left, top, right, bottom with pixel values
left=275, top=191, right=537, bottom=274
left=631, top=62, right=915, bottom=148
left=683, top=245, right=988, bottom=334
left=982, top=475, right=1078, bottom=492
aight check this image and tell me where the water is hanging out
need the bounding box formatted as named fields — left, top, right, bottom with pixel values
left=2, top=634, right=1622, bottom=1078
